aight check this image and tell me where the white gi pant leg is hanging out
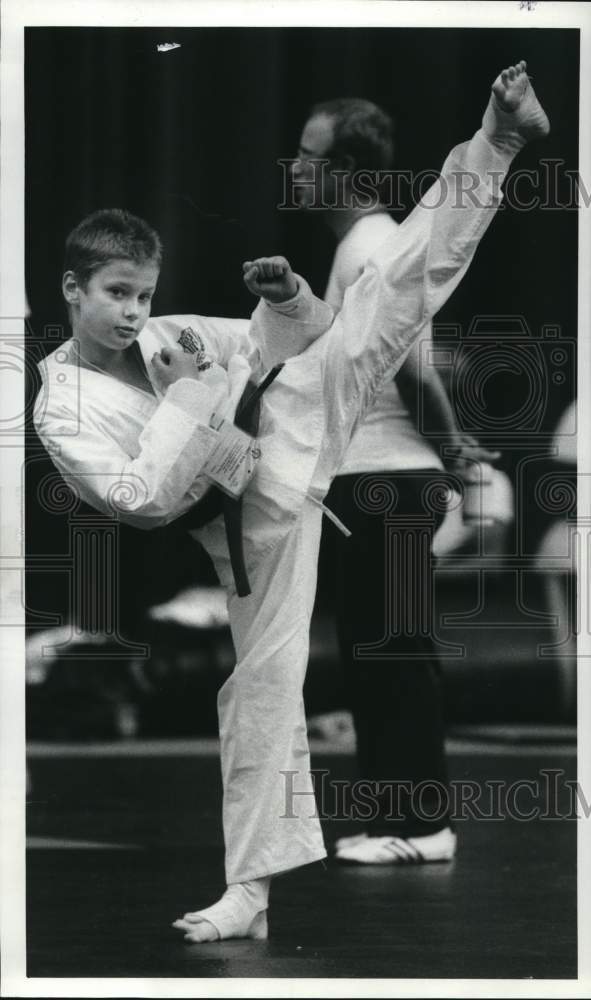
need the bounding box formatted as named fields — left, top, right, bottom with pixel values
left=221, top=498, right=327, bottom=883
left=219, top=132, right=509, bottom=883
left=310, top=133, right=507, bottom=490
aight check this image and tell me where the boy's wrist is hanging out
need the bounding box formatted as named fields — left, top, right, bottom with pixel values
left=265, top=276, right=302, bottom=313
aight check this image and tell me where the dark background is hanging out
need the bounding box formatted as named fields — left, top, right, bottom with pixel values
left=25, top=26, right=579, bottom=633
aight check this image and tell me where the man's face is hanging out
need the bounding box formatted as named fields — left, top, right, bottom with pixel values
left=292, top=113, right=337, bottom=209
left=64, top=258, right=159, bottom=352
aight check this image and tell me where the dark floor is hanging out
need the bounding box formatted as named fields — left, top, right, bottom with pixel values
left=26, top=741, right=577, bottom=980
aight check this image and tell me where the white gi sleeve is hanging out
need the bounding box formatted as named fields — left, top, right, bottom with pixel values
left=34, top=377, right=222, bottom=529
left=247, top=274, right=335, bottom=375
left=173, top=276, right=334, bottom=381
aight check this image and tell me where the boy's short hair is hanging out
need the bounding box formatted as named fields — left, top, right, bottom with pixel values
left=64, top=208, right=163, bottom=286
left=311, top=98, right=395, bottom=173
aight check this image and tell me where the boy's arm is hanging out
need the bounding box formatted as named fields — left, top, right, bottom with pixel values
left=33, top=375, right=228, bottom=529
left=151, top=258, right=333, bottom=383
left=244, top=256, right=334, bottom=375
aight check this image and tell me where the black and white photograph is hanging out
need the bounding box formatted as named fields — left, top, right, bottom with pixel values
left=1, top=0, right=590, bottom=996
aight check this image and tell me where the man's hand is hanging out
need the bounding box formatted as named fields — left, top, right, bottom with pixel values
left=445, top=433, right=501, bottom=475
left=243, top=256, right=298, bottom=304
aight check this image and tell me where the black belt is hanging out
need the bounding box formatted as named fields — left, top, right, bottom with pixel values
left=176, top=364, right=284, bottom=597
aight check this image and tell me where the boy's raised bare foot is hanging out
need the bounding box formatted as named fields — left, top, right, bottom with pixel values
left=492, top=59, right=531, bottom=111
left=483, top=59, right=550, bottom=153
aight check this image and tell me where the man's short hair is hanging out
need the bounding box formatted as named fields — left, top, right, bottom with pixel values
left=64, top=208, right=163, bottom=286
left=311, top=98, right=395, bottom=172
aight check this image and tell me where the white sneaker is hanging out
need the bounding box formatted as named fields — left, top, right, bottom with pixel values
left=335, top=827, right=457, bottom=865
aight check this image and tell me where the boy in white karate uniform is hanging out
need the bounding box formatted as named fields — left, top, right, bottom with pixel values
left=34, top=63, right=549, bottom=941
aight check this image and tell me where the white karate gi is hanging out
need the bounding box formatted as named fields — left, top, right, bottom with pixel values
left=35, top=131, right=506, bottom=883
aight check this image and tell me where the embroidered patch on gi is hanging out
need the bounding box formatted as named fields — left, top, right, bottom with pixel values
left=178, top=326, right=205, bottom=357
left=177, top=326, right=213, bottom=371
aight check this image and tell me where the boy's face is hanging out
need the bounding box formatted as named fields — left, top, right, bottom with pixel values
left=64, top=258, right=159, bottom=351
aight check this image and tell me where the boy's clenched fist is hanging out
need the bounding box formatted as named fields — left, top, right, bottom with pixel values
left=242, top=256, right=298, bottom=304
